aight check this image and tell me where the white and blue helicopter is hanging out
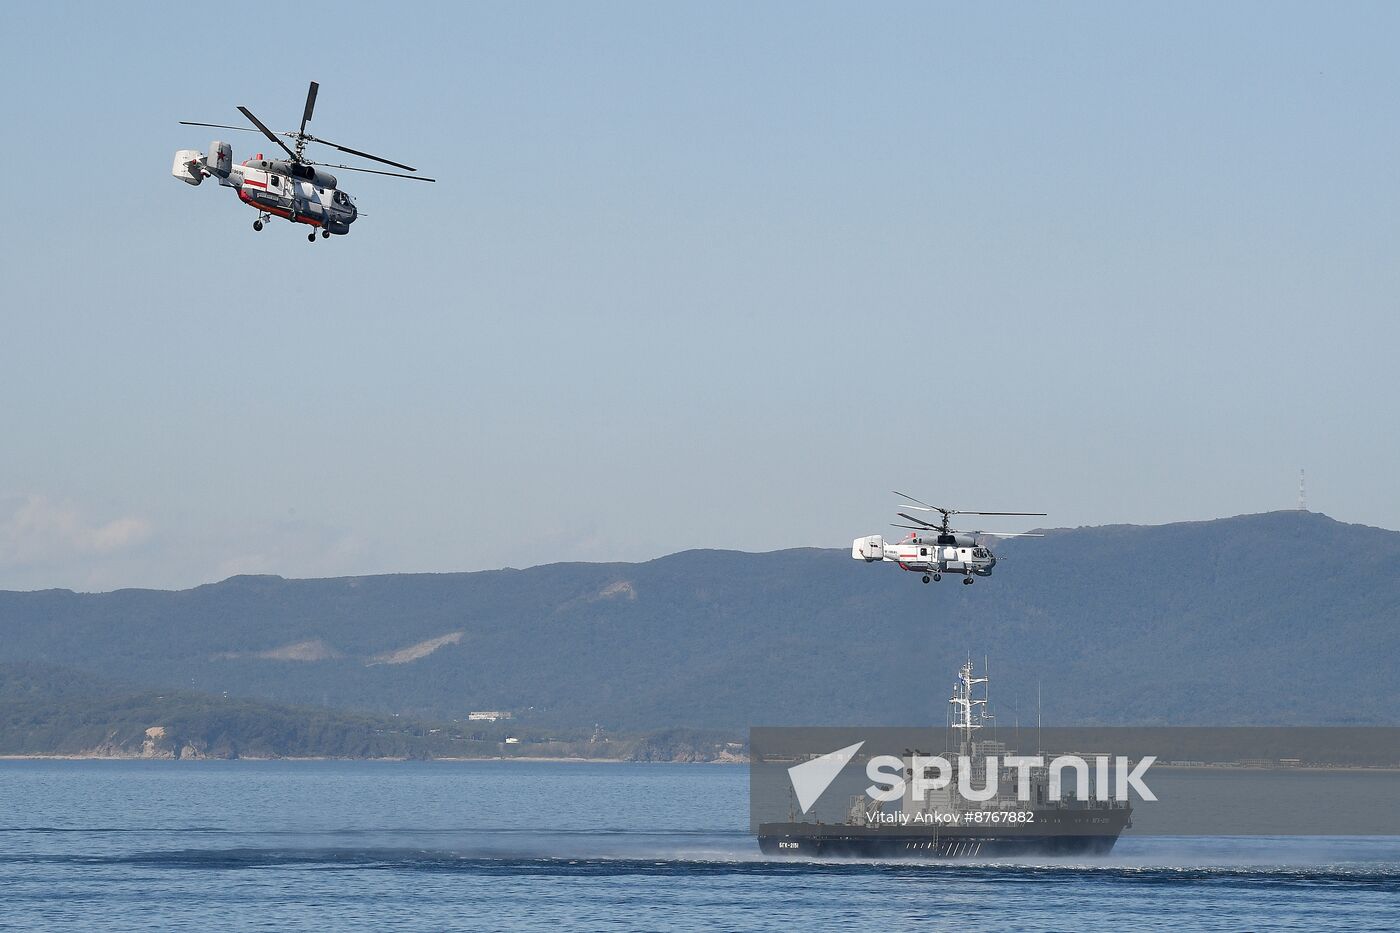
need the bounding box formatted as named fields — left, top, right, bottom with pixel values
left=852, top=492, right=1045, bottom=585
left=173, top=81, right=434, bottom=242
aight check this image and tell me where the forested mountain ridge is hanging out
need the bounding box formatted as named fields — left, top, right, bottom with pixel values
left=1, top=511, right=1396, bottom=728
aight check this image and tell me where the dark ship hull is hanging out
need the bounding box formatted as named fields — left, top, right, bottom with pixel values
left=758, top=808, right=1131, bottom=859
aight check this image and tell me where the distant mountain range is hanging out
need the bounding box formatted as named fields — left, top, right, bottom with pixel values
left=1, top=511, right=1396, bottom=730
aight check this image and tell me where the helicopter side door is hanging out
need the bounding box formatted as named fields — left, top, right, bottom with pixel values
left=893, top=542, right=930, bottom=569
left=264, top=171, right=287, bottom=207
left=242, top=168, right=293, bottom=214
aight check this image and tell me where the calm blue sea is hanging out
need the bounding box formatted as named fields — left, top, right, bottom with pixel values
left=1, top=760, right=1396, bottom=931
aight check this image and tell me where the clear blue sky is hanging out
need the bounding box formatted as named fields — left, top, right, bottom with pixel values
left=1, top=2, right=1397, bottom=590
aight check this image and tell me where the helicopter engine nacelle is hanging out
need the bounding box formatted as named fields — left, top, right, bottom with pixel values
left=171, top=149, right=205, bottom=186
left=204, top=140, right=232, bottom=179
left=281, top=161, right=339, bottom=189
left=852, top=535, right=885, bottom=561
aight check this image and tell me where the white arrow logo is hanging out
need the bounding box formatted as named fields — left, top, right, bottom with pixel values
left=787, top=741, right=865, bottom=814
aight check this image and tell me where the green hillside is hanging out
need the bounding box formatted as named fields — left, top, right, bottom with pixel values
left=0, top=662, right=738, bottom=759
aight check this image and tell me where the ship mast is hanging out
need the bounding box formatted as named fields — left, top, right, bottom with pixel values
left=949, top=658, right=990, bottom=756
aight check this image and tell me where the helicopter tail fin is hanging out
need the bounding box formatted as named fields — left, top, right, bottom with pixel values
left=204, top=141, right=232, bottom=179
left=852, top=535, right=885, bottom=561
left=171, top=149, right=205, bottom=186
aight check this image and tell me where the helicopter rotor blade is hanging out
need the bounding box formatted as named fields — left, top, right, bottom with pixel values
left=951, top=529, right=1045, bottom=537
left=302, top=135, right=416, bottom=172
left=180, top=121, right=263, bottom=133
left=307, top=161, right=436, bottom=182
left=299, top=81, right=319, bottom=136
left=892, top=491, right=943, bottom=512
left=896, top=512, right=941, bottom=529
left=955, top=511, right=1047, bottom=517
left=891, top=523, right=933, bottom=531
left=237, top=106, right=297, bottom=160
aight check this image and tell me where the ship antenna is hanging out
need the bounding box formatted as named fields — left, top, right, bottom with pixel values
left=1013, top=694, right=1020, bottom=749
left=1036, top=678, right=1042, bottom=756
left=985, top=654, right=992, bottom=742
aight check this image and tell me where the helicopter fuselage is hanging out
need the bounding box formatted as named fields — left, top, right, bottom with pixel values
left=234, top=158, right=358, bottom=233
left=172, top=143, right=358, bottom=235
left=852, top=533, right=997, bottom=580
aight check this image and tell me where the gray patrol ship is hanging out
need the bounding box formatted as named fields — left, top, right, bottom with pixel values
left=758, top=660, right=1133, bottom=858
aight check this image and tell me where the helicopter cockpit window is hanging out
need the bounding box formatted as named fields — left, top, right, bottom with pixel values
left=334, top=191, right=348, bottom=206
left=972, top=548, right=988, bottom=559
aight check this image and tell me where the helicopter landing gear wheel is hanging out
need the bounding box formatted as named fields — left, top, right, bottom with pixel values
left=922, top=575, right=930, bottom=584
left=252, top=220, right=263, bottom=232
left=321, top=229, right=331, bottom=239
left=308, top=232, right=317, bottom=242
left=962, top=577, right=974, bottom=585
left=932, top=573, right=941, bottom=582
